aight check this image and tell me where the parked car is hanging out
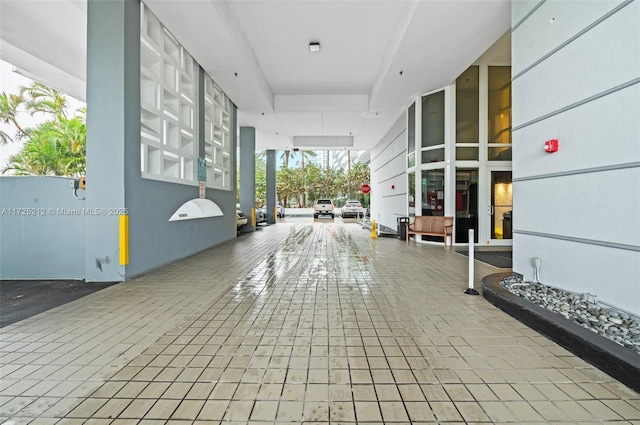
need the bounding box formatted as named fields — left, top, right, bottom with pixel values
left=341, top=200, right=363, bottom=219
left=260, top=203, right=285, bottom=218
left=236, top=208, right=247, bottom=228
left=314, top=199, right=334, bottom=219
left=255, top=207, right=267, bottom=224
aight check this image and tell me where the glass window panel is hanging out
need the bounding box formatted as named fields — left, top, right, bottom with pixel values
left=491, top=171, right=513, bottom=240
left=456, top=147, right=478, bottom=161
left=455, top=169, right=478, bottom=243
left=408, top=171, right=415, bottom=216
left=488, top=146, right=512, bottom=161
left=488, top=66, right=511, bottom=144
left=408, top=152, right=415, bottom=168
left=422, top=91, right=445, bottom=148
left=408, top=102, right=415, bottom=154
left=421, top=169, right=445, bottom=216
left=421, top=148, right=444, bottom=163
left=456, top=66, right=479, bottom=143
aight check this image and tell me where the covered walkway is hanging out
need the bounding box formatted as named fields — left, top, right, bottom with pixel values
left=1, top=221, right=638, bottom=423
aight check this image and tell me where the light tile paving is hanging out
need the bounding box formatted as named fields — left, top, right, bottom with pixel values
left=1, top=220, right=639, bottom=424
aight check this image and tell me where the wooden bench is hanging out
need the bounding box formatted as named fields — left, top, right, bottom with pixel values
left=406, top=216, right=454, bottom=249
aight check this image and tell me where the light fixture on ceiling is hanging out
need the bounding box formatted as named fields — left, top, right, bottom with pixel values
left=309, top=42, right=320, bottom=53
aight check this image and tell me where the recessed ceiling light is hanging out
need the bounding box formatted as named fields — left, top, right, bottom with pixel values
left=309, top=42, right=320, bottom=53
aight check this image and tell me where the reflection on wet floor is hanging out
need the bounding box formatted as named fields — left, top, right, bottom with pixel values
left=1, top=221, right=639, bottom=423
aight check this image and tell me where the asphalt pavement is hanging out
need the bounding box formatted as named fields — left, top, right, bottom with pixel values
left=0, top=280, right=118, bottom=328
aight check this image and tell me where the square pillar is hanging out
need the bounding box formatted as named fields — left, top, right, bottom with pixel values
left=85, top=0, right=140, bottom=282
left=266, top=150, right=277, bottom=224
left=239, top=127, right=256, bottom=230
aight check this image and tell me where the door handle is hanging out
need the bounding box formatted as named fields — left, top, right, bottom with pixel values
left=488, top=205, right=494, bottom=216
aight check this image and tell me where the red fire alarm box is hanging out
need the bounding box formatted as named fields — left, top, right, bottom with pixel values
left=545, top=139, right=559, bottom=153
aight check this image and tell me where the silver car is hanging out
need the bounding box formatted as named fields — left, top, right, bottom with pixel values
left=341, top=200, right=363, bottom=219
left=255, top=207, right=267, bottom=224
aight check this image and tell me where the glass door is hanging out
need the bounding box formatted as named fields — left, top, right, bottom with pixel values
left=488, top=170, right=512, bottom=244
left=455, top=169, right=478, bottom=244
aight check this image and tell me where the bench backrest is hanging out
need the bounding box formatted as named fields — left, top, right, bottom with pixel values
left=413, top=216, right=454, bottom=233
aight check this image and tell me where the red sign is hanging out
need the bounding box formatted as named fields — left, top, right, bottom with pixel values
left=361, top=184, right=371, bottom=194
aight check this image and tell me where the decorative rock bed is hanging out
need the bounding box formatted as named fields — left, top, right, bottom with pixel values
left=482, top=273, right=640, bottom=393
left=500, top=274, right=640, bottom=355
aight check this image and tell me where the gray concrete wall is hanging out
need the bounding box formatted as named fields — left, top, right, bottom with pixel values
left=0, top=176, right=85, bottom=279
left=125, top=180, right=237, bottom=279
left=511, top=0, right=640, bottom=314
left=369, top=112, right=407, bottom=230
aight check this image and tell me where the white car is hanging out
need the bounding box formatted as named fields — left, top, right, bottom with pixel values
left=236, top=208, right=248, bottom=228
left=341, top=200, right=363, bottom=219
left=314, top=199, right=334, bottom=219
left=255, top=207, right=267, bottom=224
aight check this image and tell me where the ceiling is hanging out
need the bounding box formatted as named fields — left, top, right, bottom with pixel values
left=0, top=0, right=510, bottom=152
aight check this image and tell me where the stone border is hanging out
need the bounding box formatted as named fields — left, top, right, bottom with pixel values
left=482, top=273, right=640, bottom=393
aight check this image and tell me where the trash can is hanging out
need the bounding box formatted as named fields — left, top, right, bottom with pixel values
left=397, top=217, right=410, bottom=240
left=503, top=211, right=512, bottom=239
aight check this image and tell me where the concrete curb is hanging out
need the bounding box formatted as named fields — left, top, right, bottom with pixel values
left=482, top=272, right=640, bottom=393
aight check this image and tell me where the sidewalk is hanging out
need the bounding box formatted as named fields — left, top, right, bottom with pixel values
left=1, top=220, right=638, bottom=423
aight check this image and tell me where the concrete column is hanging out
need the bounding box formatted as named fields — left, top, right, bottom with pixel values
left=85, top=0, right=139, bottom=282
left=265, top=150, right=277, bottom=224
left=239, top=127, right=256, bottom=231
left=196, top=67, right=205, bottom=159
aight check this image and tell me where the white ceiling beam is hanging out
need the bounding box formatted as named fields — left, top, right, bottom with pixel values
left=293, top=136, right=354, bottom=147
left=0, top=41, right=86, bottom=102
left=144, top=0, right=275, bottom=112
left=275, top=95, right=368, bottom=113
left=368, top=0, right=419, bottom=111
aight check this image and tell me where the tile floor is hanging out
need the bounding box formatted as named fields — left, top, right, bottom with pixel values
left=1, top=220, right=639, bottom=424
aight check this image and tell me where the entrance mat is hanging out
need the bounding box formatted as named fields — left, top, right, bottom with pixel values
left=456, top=250, right=512, bottom=268
left=0, top=280, right=119, bottom=328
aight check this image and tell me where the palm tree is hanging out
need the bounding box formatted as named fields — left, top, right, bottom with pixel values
left=280, top=149, right=293, bottom=169
left=21, top=82, right=69, bottom=120
left=1, top=82, right=85, bottom=176
left=0, top=92, right=27, bottom=143
left=299, top=150, right=316, bottom=206
left=2, top=114, right=86, bottom=176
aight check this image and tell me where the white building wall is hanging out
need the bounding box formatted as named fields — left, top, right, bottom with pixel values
left=370, top=112, right=407, bottom=231
left=511, top=0, right=640, bottom=314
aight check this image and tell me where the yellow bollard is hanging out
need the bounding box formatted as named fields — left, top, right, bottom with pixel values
left=371, top=220, right=378, bottom=239
left=119, top=214, right=129, bottom=265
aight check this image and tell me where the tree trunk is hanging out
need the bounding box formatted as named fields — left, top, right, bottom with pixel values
left=284, top=150, right=290, bottom=169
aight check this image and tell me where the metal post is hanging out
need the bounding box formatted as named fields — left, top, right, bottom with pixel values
left=464, top=229, right=479, bottom=295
